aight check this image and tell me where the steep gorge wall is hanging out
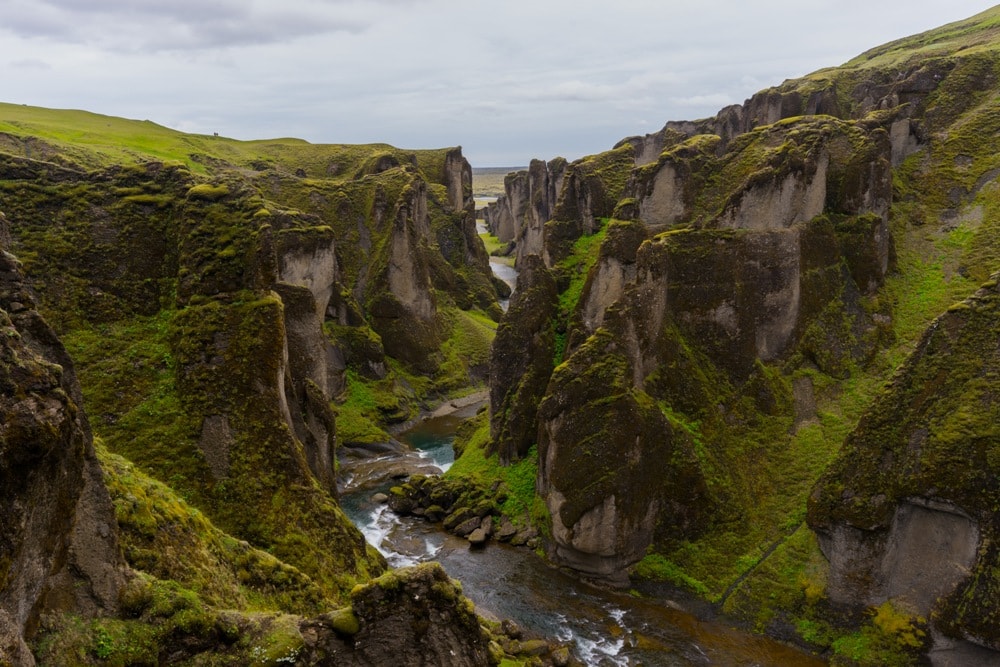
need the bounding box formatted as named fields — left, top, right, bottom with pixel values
left=1, top=214, right=498, bottom=665
left=0, top=214, right=124, bottom=666
left=0, top=139, right=499, bottom=603
left=487, top=14, right=1000, bottom=607
left=0, top=135, right=512, bottom=662
left=488, top=113, right=896, bottom=579
left=482, top=157, right=566, bottom=263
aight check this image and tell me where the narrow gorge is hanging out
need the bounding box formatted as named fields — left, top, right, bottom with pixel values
left=1, top=5, right=1000, bottom=667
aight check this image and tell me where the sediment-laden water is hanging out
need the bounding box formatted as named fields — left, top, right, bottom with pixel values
left=339, top=410, right=825, bottom=666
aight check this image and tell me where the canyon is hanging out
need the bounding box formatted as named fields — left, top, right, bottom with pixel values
left=1, top=5, right=1000, bottom=666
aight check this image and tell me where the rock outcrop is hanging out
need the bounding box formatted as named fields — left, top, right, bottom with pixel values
left=481, top=16, right=1000, bottom=623
left=0, top=212, right=125, bottom=666
left=302, top=563, right=492, bottom=666
left=808, top=274, right=1000, bottom=656
left=0, top=129, right=517, bottom=661
left=482, top=158, right=567, bottom=263
left=536, top=329, right=708, bottom=583
left=486, top=114, right=895, bottom=582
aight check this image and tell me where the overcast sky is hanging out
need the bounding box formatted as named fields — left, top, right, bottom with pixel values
left=1, top=1, right=995, bottom=166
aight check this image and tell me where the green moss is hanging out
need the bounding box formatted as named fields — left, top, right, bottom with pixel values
left=555, top=219, right=609, bottom=320
left=34, top=576, right=230, bottom=666
left=246, top=615, right=304, bottom=666
left=100, top=445, right=331, bottom=615
left=719, top=525, right=829, bottom=633
left=333, top=370, right=397, bottom=445
left=186, top=183, right=231, bottom=201
left=435, top=305, right=498, bottom=390
left=327, top=608, right=360, bottom=636
left=827, top=602, right=928, bottom=667
left=632, top=553, right=710, bottom=596
left=447, top=415, right=543, bottom=530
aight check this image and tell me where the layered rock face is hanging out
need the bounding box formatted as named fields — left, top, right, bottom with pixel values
left=0, top=213, right=124, bottom=666
left=482, top=158, right=566, bottom=263
left=808, top=275, right=1000, bottom=655
left=536, top=329, right=709, bottom=582
left=1, top=211, right=498, bottom=664
left=488, top=254, right=559, bottom=464
left=0, top=130, right=510, bottom=661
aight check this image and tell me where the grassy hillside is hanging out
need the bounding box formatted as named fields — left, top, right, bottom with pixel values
left=0, top=102, right=452, bottom=179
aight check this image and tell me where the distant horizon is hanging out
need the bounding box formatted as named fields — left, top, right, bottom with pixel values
left=471, top=166, right=529, bottom=173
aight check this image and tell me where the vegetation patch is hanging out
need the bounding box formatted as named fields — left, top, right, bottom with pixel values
left=447, top=414, right=546, bottom=528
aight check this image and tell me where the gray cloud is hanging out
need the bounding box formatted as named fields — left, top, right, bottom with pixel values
left=1, top=0, right=370, bottom=51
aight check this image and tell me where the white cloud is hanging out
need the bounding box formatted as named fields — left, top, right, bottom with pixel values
left=9, top=58, right=52, bottom=70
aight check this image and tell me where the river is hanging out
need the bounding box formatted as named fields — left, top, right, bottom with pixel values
left=339, top=408, right=826, bottom=666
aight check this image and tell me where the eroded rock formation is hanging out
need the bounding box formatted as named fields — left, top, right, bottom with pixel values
left=488, top=255, right=558, bottom=464
left=482, top=158, right=566, bottom=263
left=480, top=18, right=1000, bottom=627
left=0, top=137, right=500, bottom=606
left=488, top=113, right=895, bottom=580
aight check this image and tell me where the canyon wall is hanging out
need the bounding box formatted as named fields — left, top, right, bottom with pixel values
left=484, top=16, right=1000, bottom=663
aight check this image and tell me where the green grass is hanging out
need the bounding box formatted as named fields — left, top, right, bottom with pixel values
left=633, top=553, right=710, bottom=596
left=556, top=219, right=609, bottom=317
left=471, top=167, right=524, bottom=198
left=100, top=444, right=329, bottom=614
left=0, top=101, right=459, bottom=181
left=478, top=227, right=514, bottom=263
left=447, top=418, right=544, bottom=528
left=62, top=311, right=207, bottom=498
left=333, top=370, right=397, bottom=445
left=843, top=5, right=1000, bottom=70
left=436, top=305, right=498, bottom=391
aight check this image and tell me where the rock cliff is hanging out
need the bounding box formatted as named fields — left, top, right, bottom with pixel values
left=0, top=213, right=124, bottom=665
left=488, top=254, right=558, bottom=464
left=0, top=131, right=503, bottom=602
left=301, top=563, right=492, bottom=666
left=0, top=124, right=509, bottom=662
left=482, top=158, right=566, bottom=264
left=492, top=114, right=896, bottom=580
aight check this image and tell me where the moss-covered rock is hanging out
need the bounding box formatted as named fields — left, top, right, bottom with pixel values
left=808, top=275, right=1000, bottom=654
left=537, top=329, right=709, bottom=583
left=300, top=563, right=491, bottom=666
left=0, top=223, right=125, bottom=659
left=488, top=255, right=559, bottom=464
